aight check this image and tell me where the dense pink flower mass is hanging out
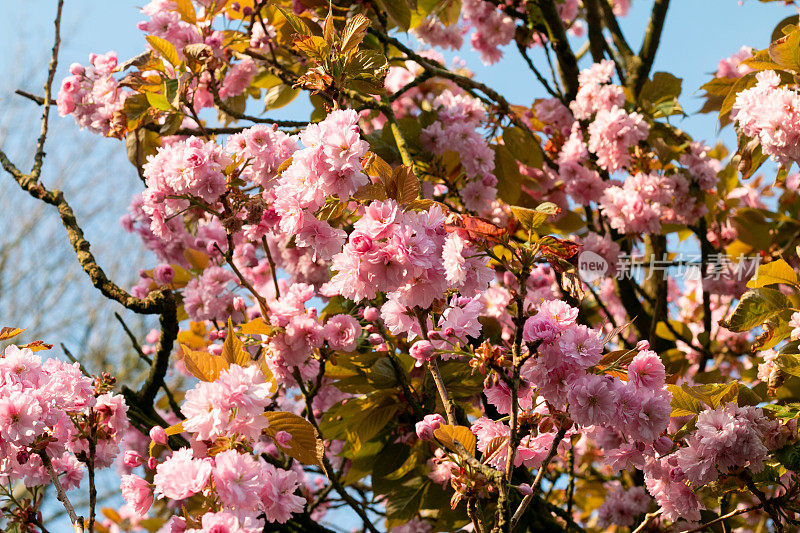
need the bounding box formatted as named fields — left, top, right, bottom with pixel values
left=732, top=70, right=800, bottom=167
left=57, top=52, right=128, bottom=136
left=0, top=345, right=128, bottom=488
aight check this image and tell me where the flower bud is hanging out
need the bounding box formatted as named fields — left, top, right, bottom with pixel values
left=415, top=413, right=445, bottom=441
left=149, top=426, right=167, bottom=446
left=410, top=340, right=436, bottom=367
left=124, top=450, right=143, bottom=468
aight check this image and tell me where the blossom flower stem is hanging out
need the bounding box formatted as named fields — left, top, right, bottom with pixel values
left=262, top=236, right=281, bottom=299
left=31, top=0, right=63, bottom=181
left=388, top=115, right=413, bottom=168
left=427, top=359, right=456, bottom=426
left=515, top=41, right=560, bottom=99
left=415, top=312, right=457, bottom=425
left=216, top=241, right=270, bottom=320
left=630, top=510, right=663, bottom=533
left=683, top=504, right=763, bottom=533
left=743, top=473, right=784, bottom=533
left=293, top=368, right=380, bottom=533
left=467, top=498, right=485, bottom=533
left=509, top=424, right=568, bottom=529
left=38, top=450, right=83, bottom=530
left=693, top=220, right=714, bottom=370
left=86, top=414, right=97, bottom=533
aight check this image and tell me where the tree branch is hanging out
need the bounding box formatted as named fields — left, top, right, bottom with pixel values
left=31, top=0, right=64, bottom=181
left=630, top=0, right=671, bottom=96
left=536, top=0, right=580, bottom=100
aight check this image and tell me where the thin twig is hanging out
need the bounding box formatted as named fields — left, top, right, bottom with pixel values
left=630, top=509, right=662, bottom=533
left=510, top=424, right=568, bottom=529
left=31, top=0, right=64, bottom=181
left=38, top=450, right=83, bottom=530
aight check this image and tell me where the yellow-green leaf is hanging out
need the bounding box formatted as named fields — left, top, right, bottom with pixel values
left=223, top=318, right=251, bottom=367
left=502, top=126, right=543, bottom=168
left=747, top=258, right=799, bottom=289
left=181, top=344, right=229, bottom=381
left=146, top=35, right=181, bottom=67
left=341, top=14, right=370, bottom=53
left=240, top=317, right=278, bottom=336
left=175, top=0, right=196, bottom=23
left=263, top=411, right=324, bottom=467
left=0, top=327, right=26, bottom=341
left=264, top=84, right=300, bottom=111
left=434, top=424, right=476, bottom=456
left=719, top=287, right=789, bottom=332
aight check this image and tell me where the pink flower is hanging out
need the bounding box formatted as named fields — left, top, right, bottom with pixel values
left=324, top=314, right=362, bottom=352
left=587, top=107, right=649, bottom=172
left=627, top=350, right=666, bottom=390
left=415, top=413, right=446, bottom=440
left=566, top=374, right=616, bottom=427
left=212, top=450, right=263, bottom=510
left=121, top=474, right=154, bottom=516
left=410, top=340, right=436, bottom=367
left=153, top=448, right=212, bottom=500
left=259, top=462, right=305, bottom=523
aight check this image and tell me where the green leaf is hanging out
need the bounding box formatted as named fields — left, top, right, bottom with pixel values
left=502, top=126, right=543, bottom=168
left=145, top=35, right=181, bottom=67
left=720, top=287, right=790, bottom=332
left=263, top=411, right=324, bottom=467
left=263, top=85, right=299, bottom=111
left=746, top=258, right=799, bottom=288
left=385, top=477, right=430, bottom=522
left=773, top=443, right=800, bottom=471
left=493, top=144, right=522, bottom=204
left=510, top=202, right=560, bottom=232
left=666, top=384, right=704, bottom=416
left=776, top=353, right=800, bottom=378
left=374, top=0, right=412, bottom=30
left=145, top=91, right=172, bottom=111
left=769, top=28, right=800, bottom=71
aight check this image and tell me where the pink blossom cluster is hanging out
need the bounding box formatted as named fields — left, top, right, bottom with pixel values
left=732, top=70, right=800, bottom=167
left=522, top=300, right=671, bottom=449
left=600, top=172, right=705, bottom=234
left=272, top=109, right=369, bottom=260
left=138, top=0, right=203, bottom=53
left=596, top=482, right=651, bottom=528
left=265, top=281, right=363, bottom=380
left=673, top=403, right=779, bottom=486
left=716, top=46, right=754, bottom=78
left=679, top=141, right=720, bottom=192
left=322, top=200, right=492, bottom=326
left=122, top=447, right=304, bottom=527
left=420, top=90, right=497, bottom=212
left=57, top=51, right=129, bottom=137
left=412, top=17, right=465, bottom=51
left=141, top=136, right=232, bottom=239
left=181, top=363, right=272, bottom=442
left=461, top=0, right=515, bottom=64
left=471, top=406, right=561, bottom=471
left=0, top=345, right=128, bottom=488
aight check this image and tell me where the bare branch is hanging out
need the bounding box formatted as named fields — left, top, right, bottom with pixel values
left=31, top=0, right=64, bottom=181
